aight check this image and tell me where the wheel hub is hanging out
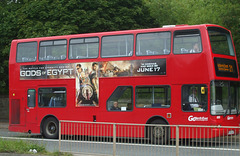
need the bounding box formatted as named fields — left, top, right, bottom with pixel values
left=153, top=126, right=164, bottom=139
left=47, top=122, right=56, bottom=134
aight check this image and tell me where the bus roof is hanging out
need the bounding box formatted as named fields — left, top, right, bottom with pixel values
left=12, top=24, right=227, bottom=43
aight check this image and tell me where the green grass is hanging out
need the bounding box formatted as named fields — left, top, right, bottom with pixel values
left=0, top=139, right=72, bottom=155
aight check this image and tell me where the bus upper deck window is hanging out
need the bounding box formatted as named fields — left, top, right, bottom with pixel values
left=17, top=42, right=37, bottom=62
left=39, top=40, right=67, bottom=61
left=69, top=37, right=99, bottom=59
left=101, top=34, right=133, bottom=58
left=173, top=29, right=202, bottom=54
left=136, top=32, right=171, bottom=56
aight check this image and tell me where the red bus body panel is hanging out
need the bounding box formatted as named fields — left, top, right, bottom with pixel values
left=9, top=24, right=240, bottom=138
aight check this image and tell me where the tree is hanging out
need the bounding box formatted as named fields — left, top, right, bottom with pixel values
left=219, top=0, right=240, bottom=62
left=146, top=0, right=240, bottom=64
left=0, top=1, right=22, bottom=94
left=0, top=0, right=157, bottom=94
left=15, top=0, right=157, bottom=38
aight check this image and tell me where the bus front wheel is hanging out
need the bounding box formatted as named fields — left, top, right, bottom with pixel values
left=42, top=117, right=59, bottom=139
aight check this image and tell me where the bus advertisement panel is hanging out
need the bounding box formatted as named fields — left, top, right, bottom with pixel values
left=20, top=59, right=166, bottom=107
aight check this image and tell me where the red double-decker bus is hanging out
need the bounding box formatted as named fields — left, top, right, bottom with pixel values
left=9, top=24, right=240, bottom=140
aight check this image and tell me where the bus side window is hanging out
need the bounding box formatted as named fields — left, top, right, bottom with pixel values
left=39, top=40, right=67, bottom=61
left=136, top=86, right=171, bottom=108
left=17, top=42, right=37, bottom=62
left=69, top=37, right=99, bottom=59
left=182, top=85, right=207, bottom=112
left=136, top=32, right=171, bottom=56
left=107, top=86, right=133, bottom=111
left=173, top=29, right=202, bottom=54
left=38, top=87, right=66, bottom=108
left=101, top=35, right=133, bottom=58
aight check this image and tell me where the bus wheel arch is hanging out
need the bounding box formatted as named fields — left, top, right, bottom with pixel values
left=41, top=115, right=59, bottom=139
left=145, top=116, right=170, bottom=144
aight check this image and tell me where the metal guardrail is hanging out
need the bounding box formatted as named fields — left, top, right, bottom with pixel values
left=59, top=120, right=240, bottom=156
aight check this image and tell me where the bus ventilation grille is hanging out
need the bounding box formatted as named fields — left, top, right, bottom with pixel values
left=11, top=99, right=20, bottom=124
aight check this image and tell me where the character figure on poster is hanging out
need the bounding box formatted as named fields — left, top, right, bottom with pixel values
left=76, top=64, right=85, bottom=105
left=89, top=62, right=99, bottom=104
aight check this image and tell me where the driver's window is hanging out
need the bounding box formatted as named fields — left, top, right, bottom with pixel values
left=182, top=85, right=207, bottom=112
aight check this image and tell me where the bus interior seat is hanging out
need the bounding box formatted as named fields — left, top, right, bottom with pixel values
left=76, top=56, right=85, bottom=59
left=107, top=102, right=113, bottom=111
left=128, top=51, right=133, bottom=56
left=152, top=103, right=161, bottom=107
left=182, top=103, right=193, bottom=111
left=127, top=103, right=133, bottom=110
left=22, top=57, right=36, bottom=62
left=182, top=89, right=193, bottom=111
left=146, top=50, right=153, bottom=55
left=61, top=55, right=66, bottom=59
left=181, top=48, right=188, bottom=53
left=163, top=49, right=170, bottom=54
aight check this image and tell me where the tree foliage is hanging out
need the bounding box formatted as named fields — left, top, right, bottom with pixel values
left=15, top=0, right=156, bottom=38
left=0, top=0, right=156, bottom=94
left=0, top=1, right=21, bottom=94
left=146, top=0, right=240, bottom=68
left=1, top=0, right=240, bottom=94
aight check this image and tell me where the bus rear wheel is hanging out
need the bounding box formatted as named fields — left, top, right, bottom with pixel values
left=42, top=117, right=59, bottom=139
left=149, top=120, right=169, bottom=144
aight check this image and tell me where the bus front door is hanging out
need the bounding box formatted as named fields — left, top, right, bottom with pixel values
left=26, top=89, right=37, bottom=124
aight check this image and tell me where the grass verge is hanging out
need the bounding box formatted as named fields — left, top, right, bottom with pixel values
left=0, top=138, right=72, bottom=155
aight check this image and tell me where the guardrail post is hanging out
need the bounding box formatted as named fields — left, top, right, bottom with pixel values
left=113, top=123, right=116, bottom=156
left=59, top=121, right=61, bottom=152
left=176, top=125, right=179, bottom=156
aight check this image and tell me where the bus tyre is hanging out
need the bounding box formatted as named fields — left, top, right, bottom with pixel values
left=150, top=120, right=169, bottom=144
left=42, top=117, right=59, bottom=139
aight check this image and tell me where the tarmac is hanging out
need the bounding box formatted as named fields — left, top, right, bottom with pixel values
left=0, top=120, right=8, bottom=129
left=0, top=154, right=99, bottom=156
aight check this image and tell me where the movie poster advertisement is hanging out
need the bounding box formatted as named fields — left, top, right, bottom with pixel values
left=20, top=59, right=166, bottom=107
left=75, top=62, right=99, bottom=107
left=98, top=59, right=166, bottom=77
left=20, top=64, right=75, bottom=80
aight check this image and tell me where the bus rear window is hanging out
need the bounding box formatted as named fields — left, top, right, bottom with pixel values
left=208, top=27, right=235, bottom=56
left=17, top=42, right=37, bottom=62
left=39, top=40, right=67, bottom=61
